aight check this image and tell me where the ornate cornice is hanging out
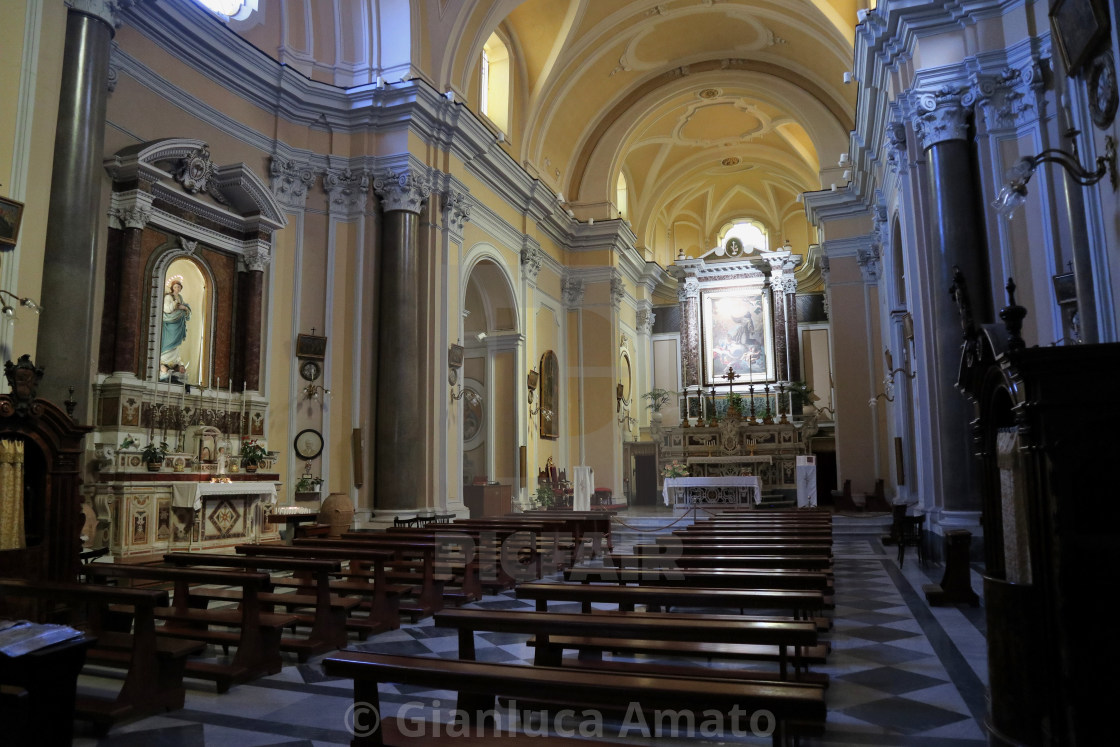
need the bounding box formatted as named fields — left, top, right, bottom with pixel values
left=269, top=156, right=315, bottom=211
left=323, top=167, right=371, bottom=218
left=678, top=276, right=700, bottom=302
left=857, top=241, right=882, bottom=284
left=520, top=239, right=543, bottom=284
left=242, top=244, right=270, bottom=272
left=610, top=274, right=625, bottom=310
left=443, top=190, right=471, bottom=234
left=107, top=190, right=153, bottom=230
left=971, top=61, right=1045, bottom=132
left=912, top=86, right=971, bottom=149
left=884, top=121, right=908, bottom=174
left=561, top=275, right=585, bottom=309
left=373, top=167, right=431, bottom=214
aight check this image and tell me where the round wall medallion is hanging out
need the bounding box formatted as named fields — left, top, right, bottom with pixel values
left=294, top=428, right=324, bottom=460
left=698, top=88, right=720, bottom=99
left=1088, top=52, right=1117, bottom=129
left=721, top=156, right=741, bottom=167
left=299, top=359, right=322, bottom=382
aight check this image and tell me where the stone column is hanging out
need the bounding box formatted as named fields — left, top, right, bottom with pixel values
left=372, top=169, right=431, bottom=510
left=912, top=87, right=988, bottom=511
left=36, top=0, right=134, bottom=419
left=109, top=203, right=150, bottom=374
left=239, top=245, right=268, bottom=391
left=678, top=277, right=700, bottom=387
left=783, top=275, right=801, bottom=381
left=770, top=279, right=788, bottom=381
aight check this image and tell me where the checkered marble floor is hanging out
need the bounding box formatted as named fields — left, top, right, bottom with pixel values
left=73, top=527, right=990, bottom=746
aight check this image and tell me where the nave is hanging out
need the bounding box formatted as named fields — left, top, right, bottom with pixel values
left=71, top=513, right=989, bottom=747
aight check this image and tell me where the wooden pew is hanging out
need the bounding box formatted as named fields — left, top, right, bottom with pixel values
left=293, top=537, right=459, bottom=615
left=0, top=578, right=203, bottom=733
left=606, top=553, right=833, bottom=571
left=234, top=543, right=405, bottom=630
left=666, top=534, right=834, bottom=547
left=644, top=541, right=832, bottom=557
left=563, top=567, right=834, bottom=607
left=515, top=581, right=825, bottom=623
left=162, top=553, right=358, bottom=656
left=84, top=564, right=293, bottom=692
left=322, top=652, right=825, bottom=746
left=377, top=527, right=543, bottom=588
left=434, top=608, right=819, bottom=682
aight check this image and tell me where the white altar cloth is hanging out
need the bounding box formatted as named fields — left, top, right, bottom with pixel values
left=170, top=480, right=278, bottom=509
left=571, top=466, right=593, bottom=511
left=663, top=476, right=761, bottom=507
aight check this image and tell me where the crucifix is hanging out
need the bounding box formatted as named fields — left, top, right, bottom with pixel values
left=722, top=365, right=740, bottom=414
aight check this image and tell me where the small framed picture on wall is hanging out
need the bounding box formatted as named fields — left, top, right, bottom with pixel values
left=1050, top=0, right=1109, bottom=75
left=0, top=196, right=25, bottom=250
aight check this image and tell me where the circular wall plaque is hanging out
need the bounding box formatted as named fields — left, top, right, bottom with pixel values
left=293, top=428, right=323, bottom=460
left=1088, top=52, right=1117, bottom=129
left=299, top=359, right=322, bottom=382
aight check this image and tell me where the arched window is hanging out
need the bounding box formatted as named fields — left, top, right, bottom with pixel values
left=616, top=172, right=629, bottom=220
left=716, top=220, right=768, bottom=256
left=481, top=33, right=510, bottom=133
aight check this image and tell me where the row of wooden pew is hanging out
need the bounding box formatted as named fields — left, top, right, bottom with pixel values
left=323, top=508, right=836, bottom=745
left=0, top=510, right=609, bottom=736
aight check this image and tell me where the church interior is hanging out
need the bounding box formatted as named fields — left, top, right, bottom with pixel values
left=1, top=0, right=1118, bottom=744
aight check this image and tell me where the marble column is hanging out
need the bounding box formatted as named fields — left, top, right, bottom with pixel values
left=373, top=169, right=431, bottom=510
left=770, top=280, right=788, bottom=381
left=36, top=0, right=130, bottom=419
left=783, top=275, right=801, bottom=382
left=111, top=205, right=150, bottom=374
left=678, top=277, right=700, bottom=387
left=239, top=246, right=268, bottom=391
left=913, top=87, right=988, bottom=511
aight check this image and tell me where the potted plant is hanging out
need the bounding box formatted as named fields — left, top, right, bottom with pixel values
left=727, top=391, right=744, bottom=416
left=140, top=441, right=168, bottom=471
left=534, top=483, right=557, bottom=509
left=642, top=388, right=675, bottom=426
left=661, top=460, right=689, bottom=478
left=240, top=439, right=269, bottom=473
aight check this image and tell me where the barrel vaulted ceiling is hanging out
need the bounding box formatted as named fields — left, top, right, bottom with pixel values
left=224, top=0, right=858, bottom=264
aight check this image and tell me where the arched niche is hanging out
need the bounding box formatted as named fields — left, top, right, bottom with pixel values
left=147, top=246, right=217, bottom=387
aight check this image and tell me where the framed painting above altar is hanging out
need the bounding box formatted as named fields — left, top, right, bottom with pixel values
left=701, top=289, right=774, bottom=384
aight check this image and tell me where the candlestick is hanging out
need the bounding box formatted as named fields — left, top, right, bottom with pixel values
left=240, top=381, right=247, bottom=439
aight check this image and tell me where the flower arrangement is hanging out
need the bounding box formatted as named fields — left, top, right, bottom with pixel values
left=240, top=439, right=269, bottom=467
left=661, top=460, right=689, bottom=478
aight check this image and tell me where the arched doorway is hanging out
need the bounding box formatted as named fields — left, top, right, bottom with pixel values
left=460, top=256, right=519, bottom=489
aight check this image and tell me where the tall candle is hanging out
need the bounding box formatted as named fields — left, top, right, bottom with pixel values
left=241, top=381, right=247, bottom=438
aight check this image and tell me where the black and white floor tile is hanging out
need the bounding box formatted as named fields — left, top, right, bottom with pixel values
left=73, top=518, right=990, bottom=746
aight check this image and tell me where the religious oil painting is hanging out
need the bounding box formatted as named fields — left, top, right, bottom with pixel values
left=159, top=257, right=210, bottom=386
left=540, top=350, right=559, bottom=439
left=701, top=289, right=773, bottom=385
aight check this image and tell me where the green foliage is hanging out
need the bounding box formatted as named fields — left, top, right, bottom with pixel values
left=534, top=484, right=558, bottom=509
left=642, top=388, right=675, bottom=412
left=240, top=439, right=269, bottom=466
left=140, top=441, right=168, bottom=464
left=788, top=380, right=815, bottom=408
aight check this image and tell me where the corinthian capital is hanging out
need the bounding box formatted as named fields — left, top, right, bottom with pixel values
left=521, top=240, right=543, bottom=283
left=678, top=277, right=700, bottom=302
left=373, top=168, right=431, bottom=214
left=912, top=86, right=971, bottom=149
left=67, top=0, right=138, bottom=29
left=242, top=244, right=271, bottom=272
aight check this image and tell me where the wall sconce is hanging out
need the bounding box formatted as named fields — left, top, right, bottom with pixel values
left=527, top=368, right=553, bottom=421
left=448, top=343, right=479, bottom=404
left=303, top=382, right=330, bottom=400
left=992, top=136, right=1117, bottom=219
left=0, top=289, right=42, bottom=326
left=869, top=347, right=915, bottom=406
